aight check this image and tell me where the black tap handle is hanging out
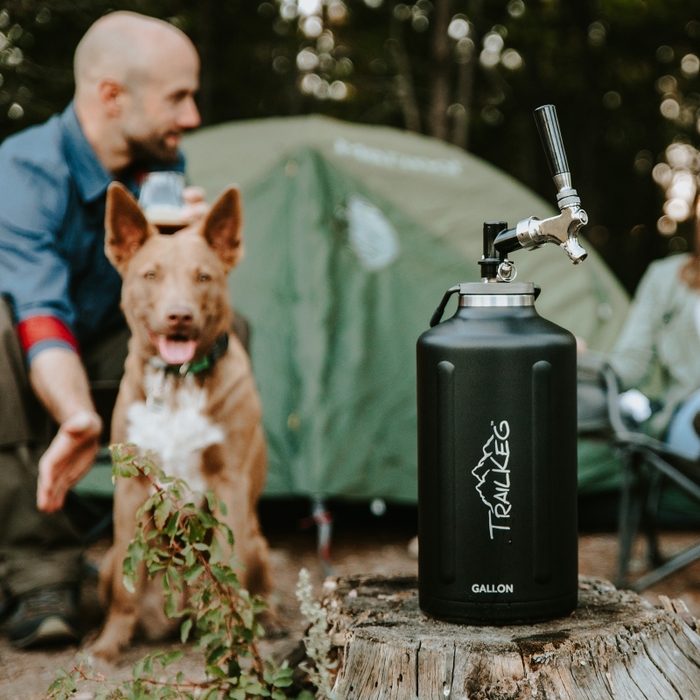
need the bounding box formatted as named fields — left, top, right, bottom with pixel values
left=533, top=105, right=569, bottom=178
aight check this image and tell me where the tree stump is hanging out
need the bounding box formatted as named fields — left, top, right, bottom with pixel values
left=319, top=574, right=700, bottom=700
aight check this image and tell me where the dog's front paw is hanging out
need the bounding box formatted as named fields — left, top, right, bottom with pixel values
left=87, top=614, right=135, bottom=663
left=86, top=637, right=121, bottom=664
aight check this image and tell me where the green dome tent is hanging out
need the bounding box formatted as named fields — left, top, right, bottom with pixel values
left=178, top=115, right=629, bottom=505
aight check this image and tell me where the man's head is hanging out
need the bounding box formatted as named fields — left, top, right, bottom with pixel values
left=74, top=12, right=200, bottom=166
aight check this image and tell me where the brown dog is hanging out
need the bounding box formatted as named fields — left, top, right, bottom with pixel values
left=90, top=182, right=272, bottom=661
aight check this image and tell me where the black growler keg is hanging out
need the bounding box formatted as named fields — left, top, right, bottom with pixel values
left=417, top=105, right=587, bottom=624
left=416, top=275, right=578, bottom=623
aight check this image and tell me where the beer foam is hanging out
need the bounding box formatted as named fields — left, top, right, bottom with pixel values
left=144, top=204, right=186, bottom=226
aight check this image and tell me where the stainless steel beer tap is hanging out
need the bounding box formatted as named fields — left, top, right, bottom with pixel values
left=493, top=104, right=588, bottom=266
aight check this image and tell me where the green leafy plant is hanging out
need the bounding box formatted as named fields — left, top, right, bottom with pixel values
left=295, top=569, right=338, bottom=700
left=48, top=444, right=300, bottom=700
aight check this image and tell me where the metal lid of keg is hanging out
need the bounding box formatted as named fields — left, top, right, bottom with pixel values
left=458, top=282, right=538, bottom=307
left=459, top=282, right=535, bottom=295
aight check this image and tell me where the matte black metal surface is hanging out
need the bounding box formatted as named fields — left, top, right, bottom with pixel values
left=417, top=302, right=578, bottom=624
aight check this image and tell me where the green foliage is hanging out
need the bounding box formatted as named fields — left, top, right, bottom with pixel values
left=46, top=445, right=313, bottom=700
left=295, top=569, right=338, bottom=700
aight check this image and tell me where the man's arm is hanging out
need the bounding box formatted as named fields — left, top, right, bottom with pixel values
left=30, top=348, right=102, bottom=513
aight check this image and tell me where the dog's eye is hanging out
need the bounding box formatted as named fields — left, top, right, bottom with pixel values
left=197, top=272, right=212, bottom=282
left=144, top=271, right=157, bottom=280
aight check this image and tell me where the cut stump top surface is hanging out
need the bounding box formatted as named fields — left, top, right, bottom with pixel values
left=321, top=574, right=700, bottom=700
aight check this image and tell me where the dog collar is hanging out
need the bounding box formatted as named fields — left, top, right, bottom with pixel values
left=149, top=332, right=229, bottom=376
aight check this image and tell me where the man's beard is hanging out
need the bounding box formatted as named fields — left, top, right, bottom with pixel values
left=125, top=130, right=180, bottom=165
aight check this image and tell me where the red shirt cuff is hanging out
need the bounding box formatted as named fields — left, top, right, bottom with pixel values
left=16, top=316, right=79, bottom=355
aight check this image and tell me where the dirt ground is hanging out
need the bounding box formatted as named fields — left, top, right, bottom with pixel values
left=1, top=500, right=700, bottom=700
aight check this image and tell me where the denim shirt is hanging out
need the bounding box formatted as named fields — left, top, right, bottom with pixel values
left=0, top=103, right=184, bottom=362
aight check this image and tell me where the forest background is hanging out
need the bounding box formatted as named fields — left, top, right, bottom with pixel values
left=1, top=0, right=699, bottom=292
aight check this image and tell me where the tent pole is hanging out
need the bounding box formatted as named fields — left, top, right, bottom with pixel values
left=312, top=497, right=336, bottom=577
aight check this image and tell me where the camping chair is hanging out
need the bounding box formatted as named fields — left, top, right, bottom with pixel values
left=598, top=363, right=700, bottom=591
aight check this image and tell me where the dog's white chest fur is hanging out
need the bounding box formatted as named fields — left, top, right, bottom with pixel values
left=126, top=367, right=223, bottom=495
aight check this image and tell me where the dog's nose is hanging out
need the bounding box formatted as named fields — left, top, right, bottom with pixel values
left=166, top=305, right=194, bottom=328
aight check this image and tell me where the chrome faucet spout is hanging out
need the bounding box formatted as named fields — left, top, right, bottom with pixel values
left=493, top=105, right=588, bottom=266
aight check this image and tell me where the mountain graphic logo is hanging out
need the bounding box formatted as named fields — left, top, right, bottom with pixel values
left=471, top=420, right=513, bottom=539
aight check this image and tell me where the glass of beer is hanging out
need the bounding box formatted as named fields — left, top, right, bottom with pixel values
left=138, top=171, right=187, bottom=234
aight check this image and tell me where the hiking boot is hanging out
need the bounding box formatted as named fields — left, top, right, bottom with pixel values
left=7, top=586, right=79, bottom=649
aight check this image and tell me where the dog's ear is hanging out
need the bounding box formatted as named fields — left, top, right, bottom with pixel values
left=200, top=186, right=243, bottom=271
left=105, top=182, right=152, bottom=274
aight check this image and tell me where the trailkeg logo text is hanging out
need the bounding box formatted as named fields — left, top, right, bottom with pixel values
left=471, top=420, right=512, bottom=539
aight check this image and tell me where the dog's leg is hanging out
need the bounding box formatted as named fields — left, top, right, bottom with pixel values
left=138, top=572, right=183, bottom=641
left=97, top=545, right=114, bottom=609
left=207, top=474, right=273, bottom=598
left=90, top=474, right=150, bottom=662
left=216, top=493, right=279, bottom=635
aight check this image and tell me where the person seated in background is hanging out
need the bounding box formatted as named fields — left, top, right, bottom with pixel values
left=0, top=11, right=205, bottom=649
left=606, top=197, right=700, bottom=458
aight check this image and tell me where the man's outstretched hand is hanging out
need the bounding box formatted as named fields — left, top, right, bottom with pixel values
left=37, top=410, right=102, bottom=513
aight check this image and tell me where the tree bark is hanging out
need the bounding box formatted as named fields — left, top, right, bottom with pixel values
left=319, top=574, right=700, bottom=699
left=427, top=0, right=452, bottom=141
left=195, top=0, right=216, bottom=126
left=387, top=20, right=421, bottom=133
left=450, top=49, right=474, bottom=149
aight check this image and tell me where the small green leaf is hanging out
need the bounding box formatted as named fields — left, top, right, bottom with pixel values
left=154, top=498, right=171, bottom=530
left=164, top=592, right=179, bottom=619
left=209, top=536, right=224, bottom=564
left=122, top=572, right=136, bottom=594
left=132, top=660, right=144, bottom=678
left=165, top=512, right=180, bottom=537
left=167, top=566, right=182, bottom=590
left=180, top=618, right=193, bottom=643
left=206, top=645, right=228, bottom=665
left=206, top=664, right=227, bottom=679
left=205, top=489, right=218, bottom=512
left=227, top=658, right=241, bottom=679
left=161, top=650, right=184, bottom=666
left=185, top=564, right=205, bottom=584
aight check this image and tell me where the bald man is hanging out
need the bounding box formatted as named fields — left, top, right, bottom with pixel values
left=0, top=12, right=202, bottom=648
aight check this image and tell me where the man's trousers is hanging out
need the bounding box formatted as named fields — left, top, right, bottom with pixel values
left=0, top=299, right=128, bottom=597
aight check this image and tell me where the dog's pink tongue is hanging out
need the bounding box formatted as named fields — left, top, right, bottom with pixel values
left=158, top=337, right=197, bottom=365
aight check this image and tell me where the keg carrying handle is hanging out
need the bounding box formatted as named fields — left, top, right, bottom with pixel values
left=430, top=286, right=460, bottom=327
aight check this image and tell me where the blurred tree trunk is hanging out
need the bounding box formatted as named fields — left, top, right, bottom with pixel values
left=387, top=30, right=421, bottom=133
left=428, top=0, right=452, bottom=140
left=450, top=46, right=474, bottom=148
left=449, top=0, right=482, bottom=150
left=195, top=0, right=216, bottom=126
